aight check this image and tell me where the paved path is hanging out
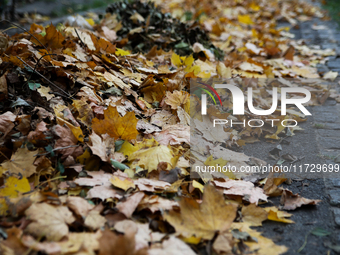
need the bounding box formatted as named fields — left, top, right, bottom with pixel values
left=281, top=4, right=340, bottom=251
left=242, top=2, right=340, bottom=253
left=292, top=5, right=340, bottom=241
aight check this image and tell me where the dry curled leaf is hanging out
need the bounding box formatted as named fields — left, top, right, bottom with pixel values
left=280, top=189, right=321, bottom=210
left=164, top=184, right=237, bottom=239
left=25, top=203, right=75, bottom=241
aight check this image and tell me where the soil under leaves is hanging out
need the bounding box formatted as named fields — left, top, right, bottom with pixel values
left=0, top=0, right=339, bottom=254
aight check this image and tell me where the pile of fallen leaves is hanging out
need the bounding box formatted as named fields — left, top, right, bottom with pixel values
left=0, top=0, right=339, bottom=254
left=106, top=0, right=224, bottom=59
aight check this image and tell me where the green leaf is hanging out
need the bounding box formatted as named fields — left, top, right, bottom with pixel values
left=102, top=87, right=122, bottom=96
left=114, top=140, right=125, bottom=151
left=57, top=159, right=65, bottom=174
left=45, top=145, right=55, bottom=157
left=311, top=227, right=331, bottom=237
left=231, top=229, right=258, bottom=242
left=174, top=41, right=189, bottom=49
left=298, top=227, right=331, bottom=253
left=276, top=159, right=285, bottom=165
left=110, top=159, right=129, bottom=170
left=28, top=82, right=41, bottom=91
left=10, top=98, right=30, bottom=108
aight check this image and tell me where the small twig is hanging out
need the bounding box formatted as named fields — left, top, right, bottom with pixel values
left=16, top=56, right=72, bottom=99
left=124, top=56, right=133, bottom=72
left=27, top=53, right=57, bottom=84
left=0, top=25, right=17, bottom=33
left=74, top=28, right=85, bottom=48
left=35, top=175, right=67, bottom=189
left=34, top=144, right=80, bottom=156
left=290, top=156, right=305, bottom=165
left=297, top=230, right=311, bottom=253
left=0, top=19, right=50, bottom=54
left=0, top=150, right=10, bottom=160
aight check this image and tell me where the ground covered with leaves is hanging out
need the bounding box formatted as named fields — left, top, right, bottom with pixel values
left=0, top=0, right=339, bottom=254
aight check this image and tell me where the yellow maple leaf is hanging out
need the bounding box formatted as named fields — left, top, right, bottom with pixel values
left=232, top=222, right=288, bottom=255
left=164, top=184, right=237, bottom=239
left=204, top=155, right=235, bottom=179
left=115, top=48, right=130, bottom=56
left=264, top=206, right=294, bottom=224
left=110, top=176, right=135, bottom=191
left=128, top=145, right=175, bottom=172
left=0, top=176, right=31, bottom=215
left=92, top=106, right=138, bottom=141
left=192, top=180, right=204, bottom=193
left=85, top=18, right=95, bottom=26
left=118, top=138, right=159, bottom=157
left=238, top=15, right=254, bottom=25
left=1, top=148, right=38, bottom=177
left=0, top=176, right=30, bottom=198
left=171, top=52, right=183, bottom=67
left=249, top=2, right=260, bottom=11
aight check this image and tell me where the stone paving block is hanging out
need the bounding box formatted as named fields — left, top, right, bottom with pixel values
left=333, top=208, right=340, bottom=227
left=322, top=44, right=338, bottom=50
left=317, top=129, right=340, bottom=138
left=330, top=179, right=340, bottom=188
left=327, top=56, right=337, bottom=61
left=329, top=190, right=340, bottom=206
left=327, top=68, right=340, bottom=74
left=319, top=149, right=340, bottom=161
left=319, top=137, right=340, bottom=149
left=313, top=112, right=339, bottom=123
left=313, top=106, right=339, bottom=113
left=319, top=123, right=340, bottom=130
left=327, top=59, right=340, bottom=69
left=316, top=64, right=329, bottom=73
left=319, top=33, right=332, bottom=40
left=323, top=100, right=337, bottom=106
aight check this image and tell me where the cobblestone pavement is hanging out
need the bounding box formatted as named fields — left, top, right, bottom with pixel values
left=240, top=2, right=340, bottom=253
left=293, top=9, right=340, bottom=236
left=284, top=2, right=340, bottom=249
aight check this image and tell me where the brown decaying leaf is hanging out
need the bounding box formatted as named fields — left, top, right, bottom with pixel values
left=25, top=203, right=75, bottom=241
left=213, top=180, right=267, bottom=204
left=84, top=209, right=107, bottom=230
left=0, top=111, right=16, bottom=136
left=1, top=148, right=38, bottom=178
left=165, top=184, right=237, bottom=239
left=0, top=227, right=28, bottom=255
left=280, top=189, right=321, bottom=210
left=92, top=105, right=139, bottom=141
left=66, top=196, right=94, bottom=218
left=53, top=125, right=83, bottom=160
left=242, top=203, right=268, bottom=226
left=116, top=192, right=145, bottom=218
left=88, top=132, right=115, bottom=162
left=98, top=229, right=147, bottom=255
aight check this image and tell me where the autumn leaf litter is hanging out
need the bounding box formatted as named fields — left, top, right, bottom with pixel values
left=0, top=0, right=336, bottom=254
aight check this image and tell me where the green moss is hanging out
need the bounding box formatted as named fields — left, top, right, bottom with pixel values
left=51, top=0, right=117, bottom=18
left=323, top=0, right=340, bottom=25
